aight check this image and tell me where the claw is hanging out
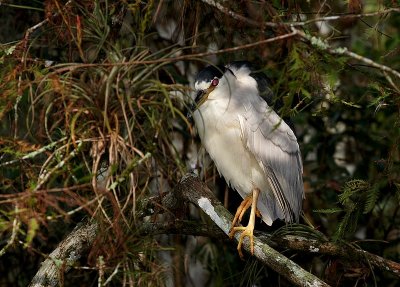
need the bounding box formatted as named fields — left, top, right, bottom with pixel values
left=230, top=226, right=255, bottom=258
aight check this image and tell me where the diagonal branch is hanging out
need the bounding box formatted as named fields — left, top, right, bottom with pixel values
left=201, top=0, right=400, bottom=28
left=29, top=220, right=99, bottom=287
left=292, top=28, right=400, bottom=81
left=200, top=0, right=400, bottom=82
left=174, top=173, right=400, bottom=280
left=175, top=173, right=331, bottom=287
left=267, top=234, right=400, bottom=278
left=48, top=31, right=298, bottom=74
left=29, top=173, right=400, bottom=286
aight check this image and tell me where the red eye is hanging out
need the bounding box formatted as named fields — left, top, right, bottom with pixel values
left=211, top=78, right=219, bottom=86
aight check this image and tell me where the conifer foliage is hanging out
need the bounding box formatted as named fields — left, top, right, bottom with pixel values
left=0, top=1, right=399, bottom=286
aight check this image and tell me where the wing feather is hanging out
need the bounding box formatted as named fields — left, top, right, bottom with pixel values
left=239, top=101, right=304, bottom=222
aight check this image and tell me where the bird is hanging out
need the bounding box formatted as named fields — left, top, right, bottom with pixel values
left=190, top=61, right=304, bottom=258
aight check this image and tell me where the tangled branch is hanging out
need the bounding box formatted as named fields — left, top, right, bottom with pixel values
left=201, top=0, right=400, bottom=83
left=29, top=173, right=400, bottom=286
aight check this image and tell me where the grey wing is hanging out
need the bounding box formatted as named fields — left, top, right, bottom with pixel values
left=239, top=101, right=304, bottom=222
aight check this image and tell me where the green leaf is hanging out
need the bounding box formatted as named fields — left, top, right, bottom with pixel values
left=363, top=185, right=380, bottom=214
left=24, top=218, right=39, bottom=247
left=339, top=179, right=370, bottom=204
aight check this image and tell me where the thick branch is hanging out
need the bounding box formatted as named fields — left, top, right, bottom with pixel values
left=140, top=220, right=400, bottom=278
left=175, top=173, right=330, bottom=287
left=268, top=234, right=400, bottom=278
left=30, top=174, right=400, bottom=286
left=174, top=174, right=400, bottom=278
left=29, top=220, right=98, bottom=287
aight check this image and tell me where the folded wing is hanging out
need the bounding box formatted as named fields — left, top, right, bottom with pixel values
left=238, top=100, right=304, bottom=222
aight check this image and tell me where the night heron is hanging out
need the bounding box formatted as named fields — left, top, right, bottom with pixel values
left=191, top=61, right=304, bottom=257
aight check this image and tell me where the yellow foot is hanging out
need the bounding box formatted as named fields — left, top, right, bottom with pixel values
left=229, top=225, right=255, bottom=258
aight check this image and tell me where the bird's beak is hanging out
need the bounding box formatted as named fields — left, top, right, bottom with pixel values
left=188, top=85, right=216, bottom=118
left=188, top=89, right=207, bottom=116
left=194, top=90, right=208, bottom=109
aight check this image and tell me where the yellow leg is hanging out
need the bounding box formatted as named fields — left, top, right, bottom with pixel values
left=229, top=188, right=260, bottom=258
left=229, top=194, right=252, bottom=230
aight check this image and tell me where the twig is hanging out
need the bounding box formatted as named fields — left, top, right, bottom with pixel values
left=201, top=0, right=400, bottom=28
left=35, top=141, right=83, bottom=191
left=0, top=138, right=66, bottom=167
left=47, top=31, right=297, bottom=75
left=337, top=47, right=400, bottom=79
left=288, top=8, right=400, bottom=26
left=199, top=1, right=400, bottom=81
left=200, top=0, right=266, bottom=28
left=292, top=28, right=400, bottom=80
left=383, top=71, right=400, bottom=94
left=0, top=206, right=21, bottom=257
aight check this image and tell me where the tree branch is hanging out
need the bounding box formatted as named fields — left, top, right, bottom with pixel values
left=175, top=173, right=331, bottom=287
left=267, top=234, right=400, bottom=278
left=199, top=0, right=400, bottom=82
left=173, top=174, right=400, bottom=279
left=49, top=31, right=298, bottom=74
left=291, top=28, right=400, bottom=81
left=141, top=219, right=400, bottom=279
left=29, top=173, right=400, bottom=286
left=29, top=220, right=98, bottom=287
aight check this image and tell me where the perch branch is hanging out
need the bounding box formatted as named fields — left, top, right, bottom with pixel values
left=267, top=234, right=400, bottom=278
left=174, top=173, right=330, bottom=287
left=140, top=220, right=400, bottom=278
left=30, top=174, right=400, bottom=286
left=139, top=219, right=400, bottom=279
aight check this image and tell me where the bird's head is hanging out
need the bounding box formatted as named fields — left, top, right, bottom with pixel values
left=190, top=61, right=273, bottom=113
left=190, top=64, right=237, bottom=112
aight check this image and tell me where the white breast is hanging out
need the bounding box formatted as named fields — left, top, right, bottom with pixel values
left=193, top=95, right=277, bottom=225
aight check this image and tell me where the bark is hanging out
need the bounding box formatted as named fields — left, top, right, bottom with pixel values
left=175, top=173, right=331, bottom=287
left=29, top=220, right=98, bottom=287
left=30, top=173, right=400, bottom=286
